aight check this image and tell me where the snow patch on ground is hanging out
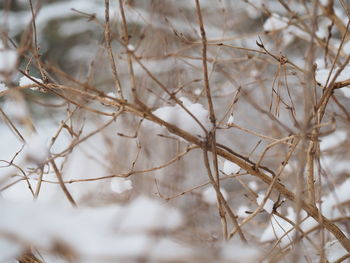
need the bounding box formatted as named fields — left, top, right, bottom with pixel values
left=0, top=196, right=185, bottom=260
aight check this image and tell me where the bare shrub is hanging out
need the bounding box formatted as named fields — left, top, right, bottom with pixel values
left=1, top=0, right=350, bottom=262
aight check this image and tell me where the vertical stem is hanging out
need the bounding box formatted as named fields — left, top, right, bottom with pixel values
left=119, top=0, right=138, bottom=103
left=194, top=0, right=245, bottom=241
left=104, top=0, right=124, bottom=99
left=29, top=0, right=47, bottom=82
left=50, top=159, right=77, bottom=207
left=195, top=0, right=215, bottom=125
left=306, top=139, right=316, bottom=206
left=202, top=148, right=246, bottom=242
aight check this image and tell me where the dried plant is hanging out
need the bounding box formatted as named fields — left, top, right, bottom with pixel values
left=1, top=0, right=350, bottom=262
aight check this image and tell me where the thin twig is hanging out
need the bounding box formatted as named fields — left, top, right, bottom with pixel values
left=104, top=0, right=124, bottom=99
left=50, top=159, right=77, bottom=207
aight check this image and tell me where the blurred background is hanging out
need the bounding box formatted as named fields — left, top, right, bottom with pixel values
left=1, top=0, right=350, bottom=262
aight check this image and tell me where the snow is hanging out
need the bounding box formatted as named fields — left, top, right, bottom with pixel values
left=237, top=205, right=250, bottom=218
left=260, top=207, right=316, bottom=245
left=1, top=0, right=225, bottom=45
left=58, top=126, right=112, bottom=201
left=321, top=155, right=350, bottom=174
left=321, top=129, right=350, bottom=173
left=263, top=14, right=288, bottom=32
left=2, top=98, right=28, bottom=120
left=260, top=207, right=295, bottom=244
left=315, top=58, right=326, bottom=69
left=315, top=65, right=350, bottom=86
left=19, top=75, right=43, bottom=87
left=194, top=88, right=201, bottom=95
left=250, top=69, right=259, bottom=77
left=342, top=88, right=350, bottom=98
left=119, top=197, right=183, bottom=232
left=283, top=162, right=294, bottom=174
left=281, top=24, right=310, bottom=46
left=202, top=186, right=228, bottom=205
left=342, top=41, right=350, bottom=55
left=248, top=181, right=258, bottom=191
left=256, top=193, right=274, bottom=214
left=0, top=50, right=17, bottom=77
left=321, top=178, right=350, bottom=219
left=0, top=238, right=23, bottom=262
left=264, top=14, right=334, bottom=47
left=149, top=238, right=193, bottom=261
left=245, top=0, right=263, bottom=19
left=127, top=44, right=135, bottom=52
left=0, top=196, right=184, bottom=260
left=2, top=131, right=49, bottom=167
left=0, top=45, right=17, bottom=73
left=67, top=43, right=99, bottom=61
left=222, top=160, right=240, bottom=174
left=23, top=133, right=49, bottom=164
left=320, top=130, right=347, bottom=151
left=0, top=1, right=106, bottom=37
left=133, top=57, right=200, bottom=75
left=110, top=178, right=133, bottom=194
left=221, top=242, right=261, bottom=263
left=227, top=115, right=234, bottom=125
left=0, top=119, right=73, bottom=204
left=0, top=82, right=7, bottom=92
left=325, top=240, right=348, bottom=262
left=59, top=19, right=95, bottom=37
left=106, top=91, right=117, bottom=98
left=152, top=97, right=211, bottom=137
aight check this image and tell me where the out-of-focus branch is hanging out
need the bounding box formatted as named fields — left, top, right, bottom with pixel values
left=104, top=0, right=124, bottom=99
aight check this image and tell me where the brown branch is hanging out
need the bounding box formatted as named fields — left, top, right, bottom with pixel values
left=104, top=0, right=124, bottom=99
left=118, top=0, right=141, bottom=105
left=28, top=0, right=47, bottom=82
left=15, top=80, right=350, bottom=252
left=195, top=0, right=215, bottom=125
left=50, top=159, right=77, bottom=207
